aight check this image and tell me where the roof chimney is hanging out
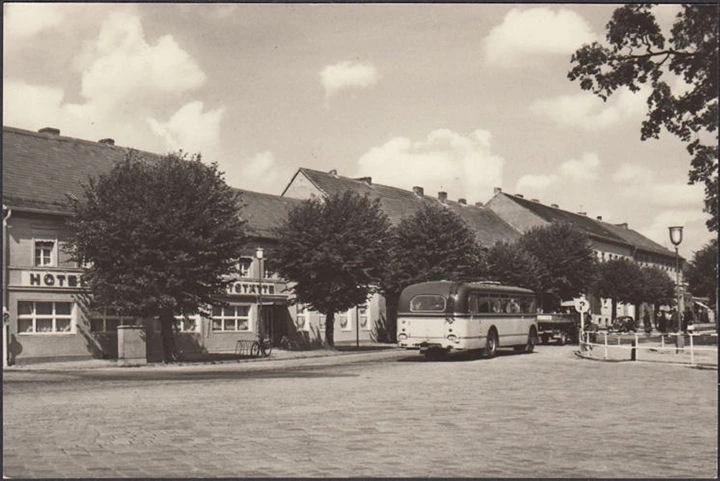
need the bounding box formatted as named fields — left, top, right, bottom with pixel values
left=458, top=198, right=467, bottom=206
left=355, top=176, right=372, bottom=185
left=616, top=222, right=629, bottom=229
left=514, top=194, right=524, bottom=199
left=98, top=138, right=115, bottom=145
left=474, top=201, right=484, bottom=207
left=328, top=169, right=338, bottom=177
left=412, top=186, right=424, bottom=197
left=438, top=191, right=448, bottom=203
left=493, top=187, right=502, bottom=195
left=577, top=211, right=587, bottom=216
left=596, top=215, right=603, bottom=221
left=38, top=127, right=60, bottom=136
left=551, top=203, right=559, bottom=208
left=531, top=198, right=540, bottom=203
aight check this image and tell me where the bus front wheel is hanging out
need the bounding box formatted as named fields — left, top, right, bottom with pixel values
left=484, top=328, right=498, bottom=358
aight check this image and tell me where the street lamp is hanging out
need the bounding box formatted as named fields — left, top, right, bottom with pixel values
left=256, top=247, right=264, bottom=339
left=668, top=226, right=683, bottom=335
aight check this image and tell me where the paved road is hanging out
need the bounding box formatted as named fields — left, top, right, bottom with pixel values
left=3, top=346, right=717, bottom=478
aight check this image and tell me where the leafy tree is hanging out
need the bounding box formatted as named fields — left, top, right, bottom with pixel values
left=484, top=241, right=545, bottom=294
left=686, top=238, right=718, bottom=305
left=273, top=191, right=390, bottom=347
left=67, top=151, right=247, bottom=362
left=569, top=4, right=719, bottom=231
left=518, top=222, right=597, bottom=311
left=593, top=258, right=645, bottom=323
left=640, top=265, right=676, bottom=310
left=379, top=203, right=485, bottom=341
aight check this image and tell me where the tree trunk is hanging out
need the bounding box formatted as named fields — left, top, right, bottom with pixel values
left=324, top=312, right=335, bottom=348
left=611, top=298, right=617, bottom=325
left=159, top=310, right=176, bottom=363
left=385, top=293, right=399, bottom=343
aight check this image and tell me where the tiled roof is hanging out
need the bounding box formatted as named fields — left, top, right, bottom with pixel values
left=289, top=168, right=521, bottom=247
left=2, top=126, right=298, bottom=239
left=2, top=126, right=148, bottom=214
left=496, top=192, right=677, bottom=259
left=236, top=189, right=301, bottom=238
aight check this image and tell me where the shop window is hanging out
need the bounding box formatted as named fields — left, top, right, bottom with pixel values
left=90, top=308, right=134, bottom=333
left=34, top=240, right=55, bottom=267
left=211, top=304, right=250, bottom=331
left=18, top=301, right=73, bottom=334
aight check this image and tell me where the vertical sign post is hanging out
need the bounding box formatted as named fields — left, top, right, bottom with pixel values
left=574, top=296, right=589, bottom=349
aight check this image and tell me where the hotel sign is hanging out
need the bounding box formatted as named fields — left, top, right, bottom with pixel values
left=21, top=270, right=85, bottom=288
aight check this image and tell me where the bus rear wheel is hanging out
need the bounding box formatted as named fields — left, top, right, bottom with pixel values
left=484, top=328, right=498, bottom=358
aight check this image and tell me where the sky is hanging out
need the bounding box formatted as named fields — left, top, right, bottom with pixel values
left=3, top=3, right=714, bottom=259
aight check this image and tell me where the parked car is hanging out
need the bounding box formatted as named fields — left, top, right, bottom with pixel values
left=609, top=316, right=636, bottom=333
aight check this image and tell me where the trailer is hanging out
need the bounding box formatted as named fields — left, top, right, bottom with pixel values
left=537, top=313, right=578, bottom=345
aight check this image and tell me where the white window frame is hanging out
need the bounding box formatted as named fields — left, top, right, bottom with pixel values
left=33, top=238, right=56, bottom=267
left=175, top=313, right=201, bottom=333
left=237, top=257, right=253, bottom=278
left=295, top=305, right=309, bottom=331
left=211, top=304, right=251, bottom=332
left=17, top=300, right=75, bottom=334
left=90, top=308, right=134, bottom=333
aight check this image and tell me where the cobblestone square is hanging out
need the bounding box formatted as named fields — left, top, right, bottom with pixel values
left=3, top=346, right=717, bottom=478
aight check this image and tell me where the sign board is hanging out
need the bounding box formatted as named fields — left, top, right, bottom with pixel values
left=573, top=296, right=589, bottom=313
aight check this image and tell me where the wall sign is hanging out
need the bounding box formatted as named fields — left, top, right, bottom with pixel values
left=226, top=281, right=277, bottom=296
left=21, top=271, right=85, bottom=288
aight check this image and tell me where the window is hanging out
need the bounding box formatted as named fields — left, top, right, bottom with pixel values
left=339, top=310, right=351, bottom=331
left=34, top=240, right=55, bottom=267
left=237, top=258, right=252, bottom=277
left=295, top=305, right=308, bottom=330
left=468, top=294, right=479, bottom=314
left=410, top=295, right=446, bottom=312
left=211, top=305, right=250, bottom=331
left=18, top=301, right=73, bottom=334
left=90, top=308, right=134, bottom=333
left=358, top=305, right=369, bottom=330
left=175, top=314, right=200, bottom=333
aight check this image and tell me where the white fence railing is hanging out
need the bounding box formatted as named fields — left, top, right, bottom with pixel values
left=579, top=331, right=718, bottom=367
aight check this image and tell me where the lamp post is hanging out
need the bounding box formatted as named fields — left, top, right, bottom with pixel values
left=668, top=226, right=684, bottom=335
left=256, top=247, right=264, bottom=339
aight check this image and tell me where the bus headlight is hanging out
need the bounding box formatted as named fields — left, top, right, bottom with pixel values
left=398, top=333, right=408, bottom=341
left=446, top=334, right=457, bottom=342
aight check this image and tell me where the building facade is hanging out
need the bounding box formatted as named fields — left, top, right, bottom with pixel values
left=485, top=189, right=684, bottom=326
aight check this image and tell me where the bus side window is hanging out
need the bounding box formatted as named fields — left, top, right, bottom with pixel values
left=491, top=297, right=504, bottom=313
left=478, top=296, right=491, bottom=313
left=507, top=298, right=521, bottom=314
left=468, top=294, right=479, bottom=314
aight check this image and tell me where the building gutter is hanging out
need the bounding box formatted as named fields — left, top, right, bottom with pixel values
left=3, top=205, right=12, bottom=368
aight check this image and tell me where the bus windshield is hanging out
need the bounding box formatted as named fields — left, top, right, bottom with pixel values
left=410, top=295, right=446, bottom=312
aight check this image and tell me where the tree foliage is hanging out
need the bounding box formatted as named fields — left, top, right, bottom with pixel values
left=67, top=151, right=247, bottom=362
left=484, top=241, right=545, bottom=294
left=273, top=191, right=390, bottom=347
left=593, top=258, right=645, bottom=322
left=569, top=4, right=719, bottom=231
left=518, top=223, right=597, bottom=311
left=378, top=203, right=484, bottom=341
left=640, top=265, right=676, bottom=308
left=686, top=238, right=718, bottom=305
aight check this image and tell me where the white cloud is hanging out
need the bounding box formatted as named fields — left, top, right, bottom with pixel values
left=530, top=88, right=647, bottom=130
left=613, top=164, right=652, bottom=184
left=3, top=10, right=217, bottom=156
left=356, top=128, right=504, bottom=203
left=4, top=3, right=64, bottom=38
left=483, top=7, right=596, bottom=67
left=147, top=101, right=225, bottom=158
left=320, top=61, right=380, bottom=98
left=559, top=152, right=600, bottom=181
left=516, top=152, right=600, bottom=194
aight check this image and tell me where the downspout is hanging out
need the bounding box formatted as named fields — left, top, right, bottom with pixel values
left=3, top=205, right=13, bottom=368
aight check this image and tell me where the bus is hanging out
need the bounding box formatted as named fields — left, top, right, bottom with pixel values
left=396, top=281, right=538, bottom=360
